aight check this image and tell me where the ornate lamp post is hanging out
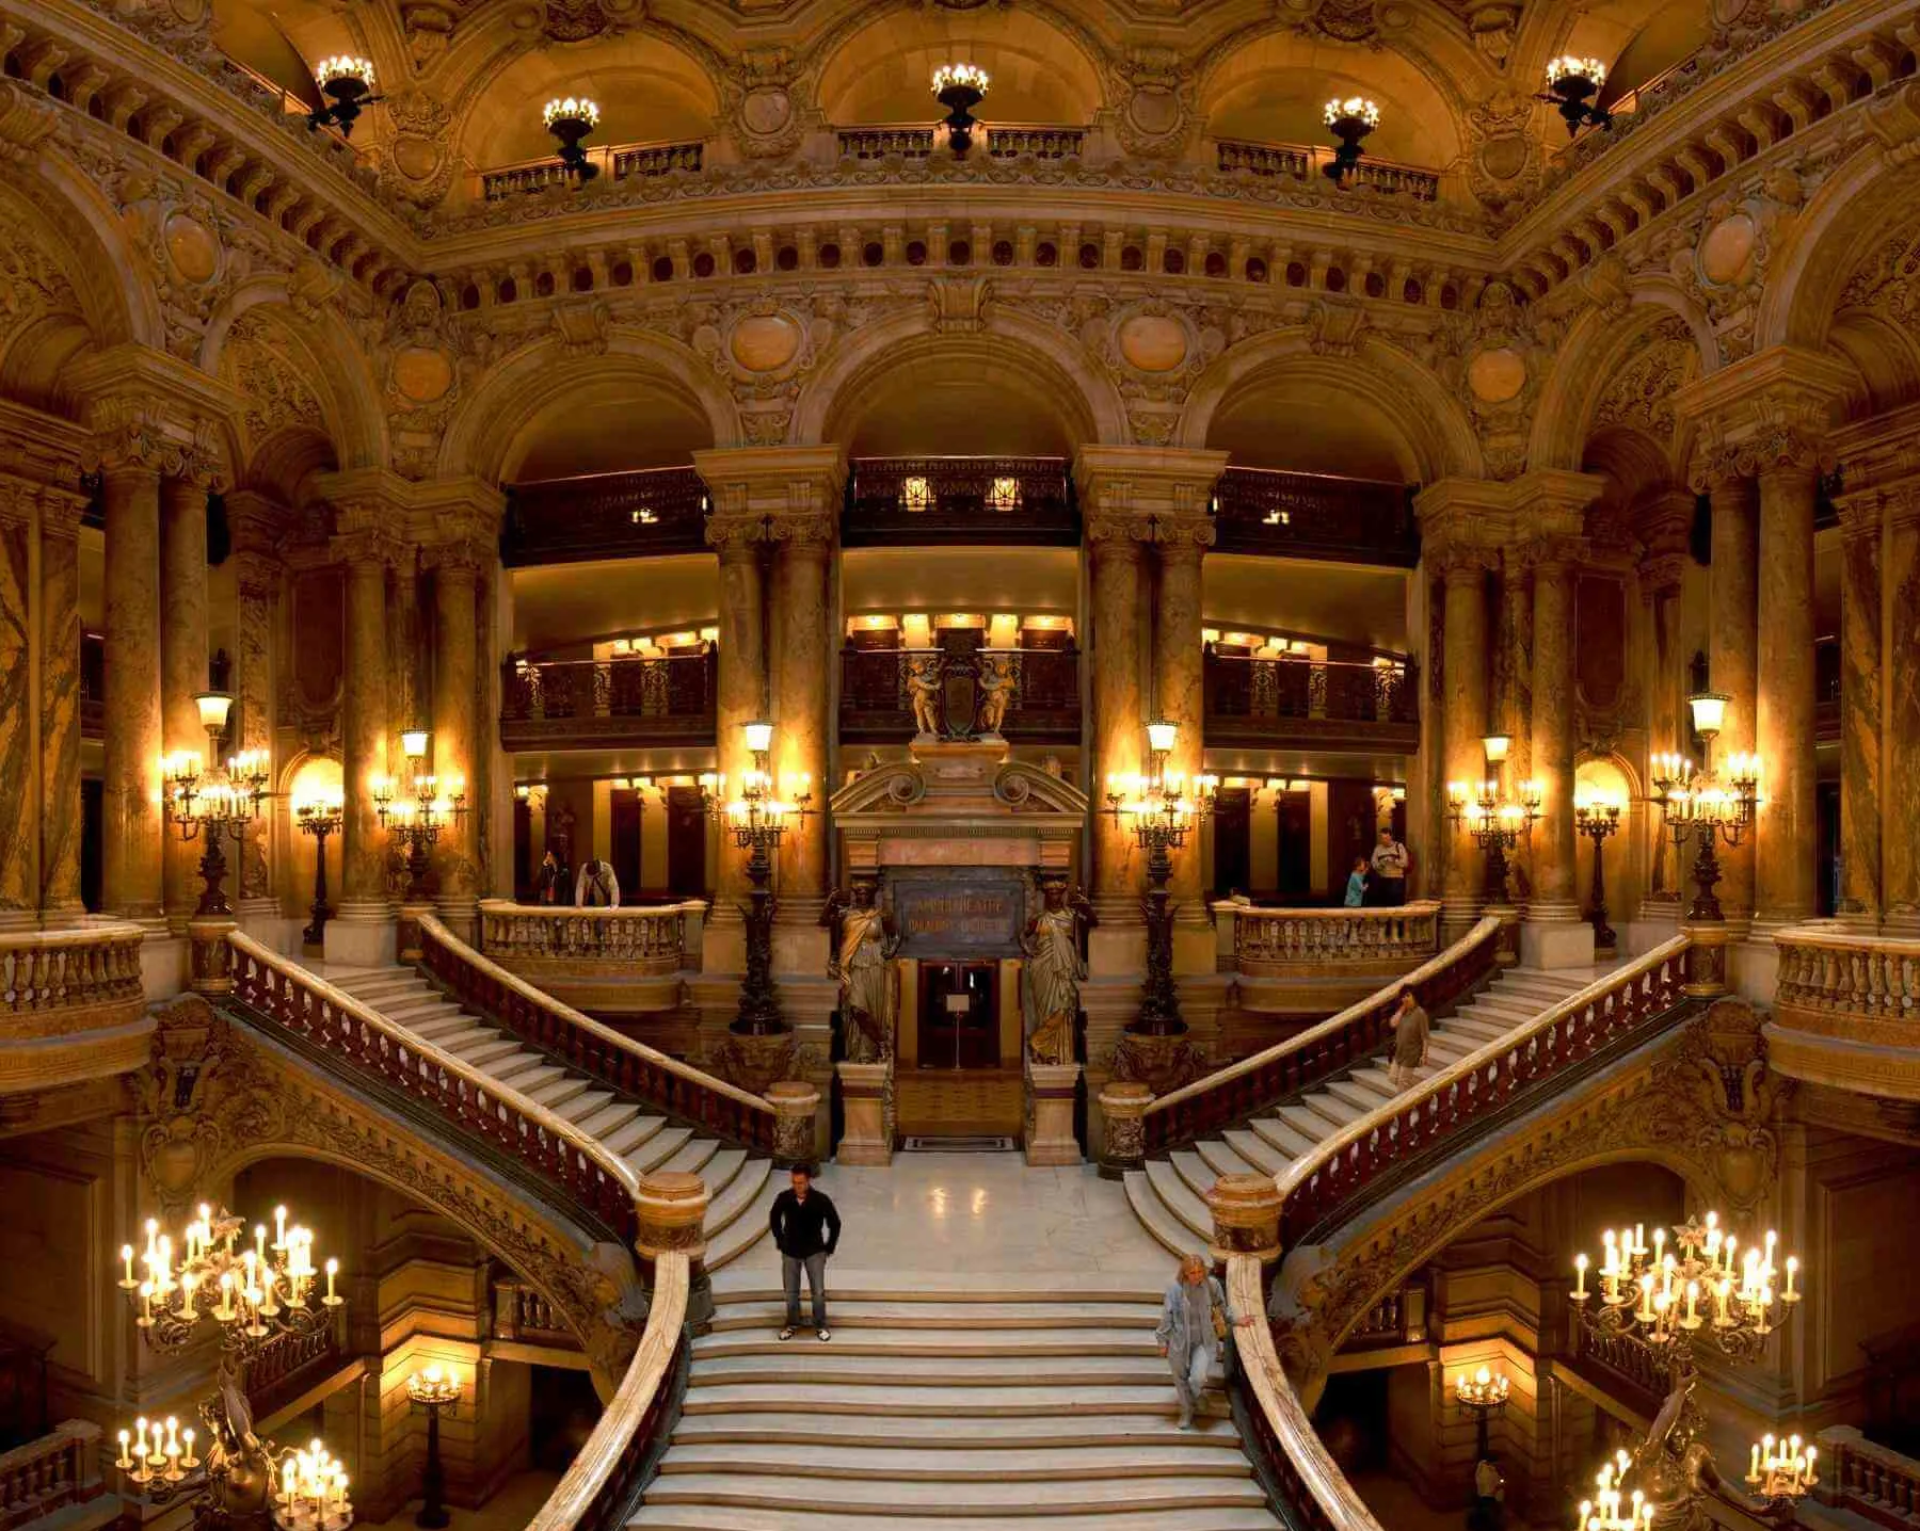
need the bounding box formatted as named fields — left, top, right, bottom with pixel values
left=1103, top=721, right=1218, bottom=1040
left=699, top=722, right=813, bottom=1039
left=1322, top=96, right=1380, bottom=185
left=405, top=1366, right=460, bottom=1529
left=1569, top=1210, right=1809, bottom=1529
left=1575, top=792, right=1623, bottom=956
left=113, top=1204, right=351, bottom=1529
left=1446, top=734, right=1541, bottom=963
left=295, top=788, right=344, bottom=949
left=1650, top=692, right=1762, bottom=925
left=932, top=62, right=990, bottom=156
left=372, top=730, right=469, bottom=905
left=164, top=691, right=271, bottom=918
left=1454, top=1364, right=1509, bottom=1462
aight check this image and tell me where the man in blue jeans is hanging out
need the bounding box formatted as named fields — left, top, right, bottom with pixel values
left=769, top=1163, right=841, bottom=1342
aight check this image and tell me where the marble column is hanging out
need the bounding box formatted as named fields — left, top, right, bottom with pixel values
left=1496, top=558, right=1534, bottom=908
left=39, top=491, right=84, bottom=923
left=1835, top=497, right=1883, bottom=927
left=0, top=486, right=35, bottom=926
left=1438, top=550, right=1492, bottom=935
left=160, top=474, right=210, bottom=926
left=1637, top=512, right=1692, bottom=915
left=101, top=465, right=165, bottom=924
left=1884, top=487, right=1920, bottom=933
left=1527, top=547, right=1579, bottom=922
left=768, top=513, right=835, bottom=928
left=707, top=517, right=766, bottom=926
left=1753, top=459, right=1820, bottom=932
left=225, top=494, right=284, bottom=919
left=428, top=547, right=483, bottom=933
left=333, top=533, right=393, bottom=943
left=1707, top=472, right=1760, bottom=932
left=1152, top=521, right=1211, bottom=929
left=1086, top=515, right=1146, bottom=930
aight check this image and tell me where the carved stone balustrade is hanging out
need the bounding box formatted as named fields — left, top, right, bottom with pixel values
left=1222, top=900, right=1442, bottom=1018
left=1203, top=651, right=1419, bottom=754
left=0, top=1421, right=106, bottom=1531
left=478, top=139, right=705, bottom=201
left=476, top=900, right=698, bottom=1019
left=0, top=923, right=151, bottom=1100
left=500, top=651, right=716, bottom=751
left=1214, top=139, right=1442, bottom=201
left=1769, top=926, right=1920, bottom=1102
left=1815, top=1426, right=1920, bottom=1531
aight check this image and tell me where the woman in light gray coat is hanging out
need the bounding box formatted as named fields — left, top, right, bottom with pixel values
left=1155, top=1253, right=1253, bottom=1429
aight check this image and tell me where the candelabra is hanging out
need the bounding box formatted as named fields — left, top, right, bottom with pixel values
left=308, top=55, right=379, bottom=136
left=1447, top=736, right=1541, bottom=960
left=1542, top=55, right=1611, bottom=135
left=1650, top=692, right=1762, bottom=924
left=1569, top=1210, right=1809, bottom=1530
left=1575, top=794, right=1623, bottom=954
left=699, top=722, right=813, bottom=1037
left=113, top=1204, right=351, bottom=1530
left=295, top=788, right=344, bottom=948
left=164, top=691, right=271, bottom=918
left=405, top=1366, right=460, bottom=1529
left=1323, top=96, right=1380, bottom=185
left=1454, top=1364, right=1509, bottom=1461
left=932, top=62, right=989, bottom=155
left=1103, top=721, right=1218, bottom=1038
left=372, top=730, right=468, bottom=904
left=542, top=96, right=600, bottom=182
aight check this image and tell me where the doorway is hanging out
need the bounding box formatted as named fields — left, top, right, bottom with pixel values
left=917, top=962, right=999, bottom=1070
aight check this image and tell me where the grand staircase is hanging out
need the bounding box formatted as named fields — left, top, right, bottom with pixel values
left=325, top=965, right=775, bottom=1268
left=628, top=1271, right=1281, bottom=1529
left=1125, top=964, right=1599, bottom=1255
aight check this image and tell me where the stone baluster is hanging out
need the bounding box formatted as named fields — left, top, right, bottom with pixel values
left=160, top=468, right=214, bottom=927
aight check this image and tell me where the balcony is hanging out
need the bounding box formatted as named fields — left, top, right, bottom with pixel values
left=837, top=123, right=1087, bottom=162
left=843, top=456, right=1078, bottom=547
left=1214, top=138, right=1441, bottom=201
left=476, top=900, right=697, bottom=1020
left=478, top=138, right=704, bottom=202
left=840, top=644, right=1080, bottom=745
left=502, top=467, right=710, bottom=567
left=1217, top=900, right=1442, bottom=1019
left=500, top=650, right=716, bottom=751
left=1212, top=466, right=1419, bottom=566
left=1770, top=926, right=1920, bottom=1102
left=1204, top=650, right=1419, bottom=753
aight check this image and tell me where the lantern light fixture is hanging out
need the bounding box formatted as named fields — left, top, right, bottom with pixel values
left=308, top=56, right=379, bottom=136
left=1322, top=97, right=1380, bottom=186
left=932, top=62, right=990, bottom=156
left=1542, top=55, right=1611, bottom=134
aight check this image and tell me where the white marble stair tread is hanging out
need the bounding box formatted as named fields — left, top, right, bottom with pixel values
left=552, top=1087, right=618, bottom=1125
left=670, top=1411, right=1242, bottom=1450
left=710, top=1270, right=1167, bottom=1303
left=1170, top=1148, right=1226, bottom=1200
left=1352, top=1065, right=1426, bottom=1095
left=628, top=1507, right=1281, bottom=1531
left=1193, top=1138, right=1261, bottom=1182
left=1246, top=1116, right=1317, bottom=1161
left=1295, top=1091, right=1367, bottom=1129
left=1222, top=1128, right=1288, bottom=1174
left=661, top=1137, right=721, bottom=1177
left=1144, top=1158, right=1214, bottom=1239
left=692, top=1147, right=748, bottom=1201
left=624, top=1124, right=695, bottom=1173
left=1124, top=1170, right=1198, bottom=1258
left=703, top=1167, right=775, bottom=1270
left=706, top=1299, right=1157, bottom=1332
left=1446, top=1014, right=1520, bottom=1041
left=655, top=1443, right=1254, bottom=1480
left=641, top=1471, right=1269, bottom=1515
left=688, top=1353, right=1173, bottom=1387
left=575, top=1098, right=643, bottom=1138
left=681, top=1381, right=1230, bottom=1417
left=602, top=1113, right=669, bottom=1158
left=1322, top=1077, right=1394, bottom=1114
left=525, top=1073, right=595, bottom=1111
left=695, top=1324, right=1160, bottom=1358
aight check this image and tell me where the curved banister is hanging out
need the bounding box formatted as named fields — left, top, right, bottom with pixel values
left=226, top=930, right=642, bottom=1241
left=525, top=1251, right=689, bottom=1531
left=415, top=914, right=777, bottom=1152
left=2, top=921, right=147, bottom=1012
left=1143, top=916, right=1503, bottom=1153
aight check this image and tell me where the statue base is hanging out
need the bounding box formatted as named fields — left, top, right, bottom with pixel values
left=717, top=1028, right=795, bottom=1096
left=1111, top=1028, right=1207, bottom=1097
left=1024, top=1062, right=1082, bottom=1167
left=835, top=1060, right=893, bottom=1166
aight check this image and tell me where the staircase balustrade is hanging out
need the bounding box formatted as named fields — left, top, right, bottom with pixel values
left=1815, top=1426, right=1920, bottom=1531
left=478, top=899, right=692, bottom=974
left=1276, top=935, right=1691, bottom=1247
left=1, top=923, right=145, bottom=1019
left=227, top=931, right=642, bottom=1242
left=415, top=914, right=778, bottom=1153
left=1775, top=926, right=1920, bottom=1030
left=1143, top=916, right=1502, bottom=1154
left=0, top=1421, right=106, bottom=1531
left=525, top=1251, right=690, bottom=1531
left=1233, top=902, right=1442, bottom=973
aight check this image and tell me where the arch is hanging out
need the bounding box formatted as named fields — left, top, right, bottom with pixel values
left=439, top=330, right=737, bottom=484
left=1176, top=332, right=1483, bottom=482
left=1529, top=289, right=1715, bottom=473
left=812, top=3, right=1106, bottom=127
left=790, top=308, right=1128, bottom=451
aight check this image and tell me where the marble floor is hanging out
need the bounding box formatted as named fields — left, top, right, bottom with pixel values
left=356, top=1469, right=559, bottom=1531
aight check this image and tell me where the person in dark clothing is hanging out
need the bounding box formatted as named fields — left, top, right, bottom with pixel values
left=769, top=1164, right=841, bottom=1341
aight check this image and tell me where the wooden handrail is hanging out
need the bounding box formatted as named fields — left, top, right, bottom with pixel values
left=1142, top=916, right=1502, bottom=1152
left=227, top=930, right=642, bottom=1241
left=524, top=1251, right=689, bottom=1531
left=416, top=914, right=777, bottom=1152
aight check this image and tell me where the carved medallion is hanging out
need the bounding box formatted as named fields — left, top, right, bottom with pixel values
left=1118, top=314, right=1189, bottom=372
left=1467, top=346, right=1527, bottom=404
left=730, top=314, right=802, bottom=372
left=1698, top=213, right=1758, bottom=285
left=163, top=213, right=220, bottom=284
left=392, top=345, right=455, bottom=404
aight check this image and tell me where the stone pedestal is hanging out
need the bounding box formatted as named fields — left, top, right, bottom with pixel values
left=1206, top=1172, right=1283, bottom=1266
left=1681, top=920, right=1730, bottom=997
left=716, top=1027, right=795, bottom=1097
left=1485, top=903, right=1521, bottom=967
left=188, top=916, right=236, bottom=995
left=1519, top=918, right=1595, bottom=971
left=397, top=901, right=434, bottom=963
left=325, top=905, right=395, bottom=968
left=765, top=1080, right=821, bottom=1168
left=1024, top=1062, right=1082, bottom=1167
left=835, top=1060, right=893, bottom=1166
left=1097, top=1079, right=1154, bottom=1178
left=634, top=1170, right=712, bottom=1330
left=1111, top=1027, right=1207, bottom=1097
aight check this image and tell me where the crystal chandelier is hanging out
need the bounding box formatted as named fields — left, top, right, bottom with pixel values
left=1542, top=55, right=1611, bottom=134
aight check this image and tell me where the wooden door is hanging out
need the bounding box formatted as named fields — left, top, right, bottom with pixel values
left=917, top=962, right=999, bottom=1070
left=610, top=789, right=643, bottom=897
left=1212, top=786, right=1252, bottom=898
left=666, top=786, right=708, bottom=898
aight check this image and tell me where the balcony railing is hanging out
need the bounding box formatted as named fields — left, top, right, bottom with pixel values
left=1204, top=651, right=1418, bottom=752
left=494, top=1275, right=577, bottom=1349
left=503, top=467, right=711, bottom=566
left=1815, top=1426, right=1920, bottom=1531
left=839, top=646, right=1081, bottom=744
left=1215, top=138, right=1441, bottom=201
left=2, top=922, right=151, bottom=1092
left=836, top=123, right=1086, bottom=161
left=843, top=456, right=1078, bottom=546
left=1212, top=466, right=1419, bottom=566
left=501, top=650, right=715, bottom=751
left=479, top=139, right=704, bottom=201
left=0, top=1421, right=105, bottom=1531
left=1231, top=903, right=1441, bottom=976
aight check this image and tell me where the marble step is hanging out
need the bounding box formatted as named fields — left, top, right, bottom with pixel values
left=1461, top=994, right=1539, bottom=1022
left=1291, top=1091, right=1367, bottom=1130
left=681, top=1381, right=1234, bottom=1419
left=1245, top=1116, right=1317, bottom=1163
left=381, top=996, right=463, bottom=1024
left=603, top=1113, right=670, bottom=1158
left=628, top=1507, right=1281, bottom=1531
left=407, top=1012, right=485, bottom=1043
left=707, top=1299, right=1158, bottom=1334
left=661, top=1136, right=722, bottom=1179
left=1193, top=1139, right=1260, bottom=1183
left=525, top=1073, right=597, bottom=1112
left=705, top=1170, right=774, bottom=1270
left=1221, top=1128, right=1288, bottom=1175
left=1144, top=1158, right=1213, bottom=1240
left=639, top=1470, right=1270, bottom=1516
left=708, top=1273, right=1167, bottom=1305
left=688, top=1353, right=1176, bottom=1388
left=1496, top=974, right=1588, bottom=1000
left=575, top=1098, right=645, bottom=1139
left=670, top=1411, right=1243, bottom=1451
left=1125, top=1169, right=1199, bottom=1259
left=625, top=1124, right=695, bottom=1174
left=692, top=1147, right=749, bottom=1203
left=694, top=1325, right=1161, bottom=1360
left=1170, top=1148, right=1225, bottom=1203
left=553, top=1087, right=618, bottom=1126
left=655, top=1443, right=1253, bottom=1481
left=1322, top=1077, right=1394, bottom=1115
left=1446, top=1014, right=1521, bottom=1042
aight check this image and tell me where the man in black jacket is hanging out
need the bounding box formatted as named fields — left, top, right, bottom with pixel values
left=769, top=1164, right=841, bottom=1341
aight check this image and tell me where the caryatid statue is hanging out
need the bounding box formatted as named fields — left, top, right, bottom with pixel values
left=1021, top=878, right=1092, bottom=1066
left=975, top=653, right=1016, bottom=737
left=823, top=877, right=901, bottom=1064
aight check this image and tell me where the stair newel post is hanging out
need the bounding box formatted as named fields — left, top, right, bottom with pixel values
left=189, top=916, right=238, bottom=995
left=635, top=1170, right=713, bottom=1332
left=1096, top=1080, right=1154, bottom=1180
left=1205, top=1173, right=1283, bottom=1271
left=765, top=1080, right=822, bottom=1168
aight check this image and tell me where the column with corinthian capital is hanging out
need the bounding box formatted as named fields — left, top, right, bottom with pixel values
left=1520, top=539, right=1596, bottom=968
left=1834, top=493, right=1883, bottom=927
left=426, top=543, right=485, bottom=939
left=1151, top=507, right=1216, bottom=975
left=1633, top=496, right=1694, bottom=923
left=702, top=510, right=767, bottom=960
left=327, top=527, right=397, bottom=966
left=1882, top=485, right=1920, bottom=933
left=1701, top=465, right=1759, bottom=936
